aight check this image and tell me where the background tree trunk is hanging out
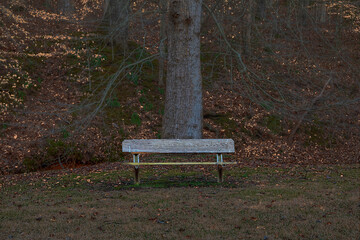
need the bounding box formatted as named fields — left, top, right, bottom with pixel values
left=243, top=0, right=254, bottom=56
left=319, top=1, right=327, bottom=23
left=270, top=0, right=279, bottom=39
left=45, top=0, right=53, bottom=11
left=299, top=0, right=310, bottom=26
left=158, top=0, right=167, bottom=86
left=103, top=0, right=130, bottom=51
left=58, top=0, right=74, bottom=15
left=162, top=0, right=203, bottom=139
left=256, top=0, right=266, bottom=20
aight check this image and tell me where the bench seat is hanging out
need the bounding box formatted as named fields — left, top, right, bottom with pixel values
left=122, top=139, right=235, bottom=153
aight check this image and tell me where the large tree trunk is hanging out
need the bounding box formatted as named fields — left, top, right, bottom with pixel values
left=162, top=0, right=203, bottom=139
left=103, top=0, right=130, bottom=51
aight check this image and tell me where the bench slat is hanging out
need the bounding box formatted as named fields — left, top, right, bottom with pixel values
left=125, top=162, right=237, bottom=165
left=122, top=139, right=235, bottom=153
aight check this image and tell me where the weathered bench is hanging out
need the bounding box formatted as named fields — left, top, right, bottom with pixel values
left=122, top=139, right=236, bottom=184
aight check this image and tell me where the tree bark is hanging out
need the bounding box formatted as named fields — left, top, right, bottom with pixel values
left=162, top=0, right=203, bottom=139
left=158, top=0, right=167, bottom=86
left=103, top=0, right=130, bottom=51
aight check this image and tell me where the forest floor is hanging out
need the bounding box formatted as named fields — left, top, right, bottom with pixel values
left=1, top=163, right=359, bottom=239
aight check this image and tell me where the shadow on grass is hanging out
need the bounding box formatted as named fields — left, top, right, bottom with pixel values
left=116, top=173, right=247, bottom=189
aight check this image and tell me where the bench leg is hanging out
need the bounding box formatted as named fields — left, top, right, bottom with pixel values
left=133, top=154, right=140, bottom=184
left=217, top=165, right=223, bottom=183
left=216, top=154, right=224, bottom=183
left=134, top=166, right=140, bottom=185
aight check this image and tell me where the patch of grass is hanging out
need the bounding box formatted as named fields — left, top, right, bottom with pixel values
left=1, top=56, right=44, bottom=112
left=201, top=51, right=230, bottom=87
left=106, top=98, right=121, bottom=108
left=23, top=139, right=104, bottom=172
left=128, top=179, right=221, bottom=189
left=1, top=123, right=8, bottom=130
left=228, top=166, right=285, bottom=178
left=304, top=122, right=336, bottom=148
left=105, top=102, right=133, bottom=125
left=126, top=72, right=139, bottom=85
left=131, top=112, right=142, bottom=126
left=261, top=114, right=283, bottom=134
left=1, top=165, right=359, bottom=239
left=210, top=114, right=239, bottom=138
left=71, top=37, right=162, bottom=133
left=139, top=90, right=154, bottom=112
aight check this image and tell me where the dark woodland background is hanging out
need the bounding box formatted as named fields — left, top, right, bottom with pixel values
left=0, top=0, right=359, bottom=174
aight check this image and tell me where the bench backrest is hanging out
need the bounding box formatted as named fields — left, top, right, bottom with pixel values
left=122, top=139, right=235, bottom=154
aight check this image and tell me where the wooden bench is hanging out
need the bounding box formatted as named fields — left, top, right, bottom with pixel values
left=122, top=139, right=236, bottom=184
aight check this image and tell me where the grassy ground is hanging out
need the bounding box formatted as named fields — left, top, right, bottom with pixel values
left=0, top=164, right=359, bottom=240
